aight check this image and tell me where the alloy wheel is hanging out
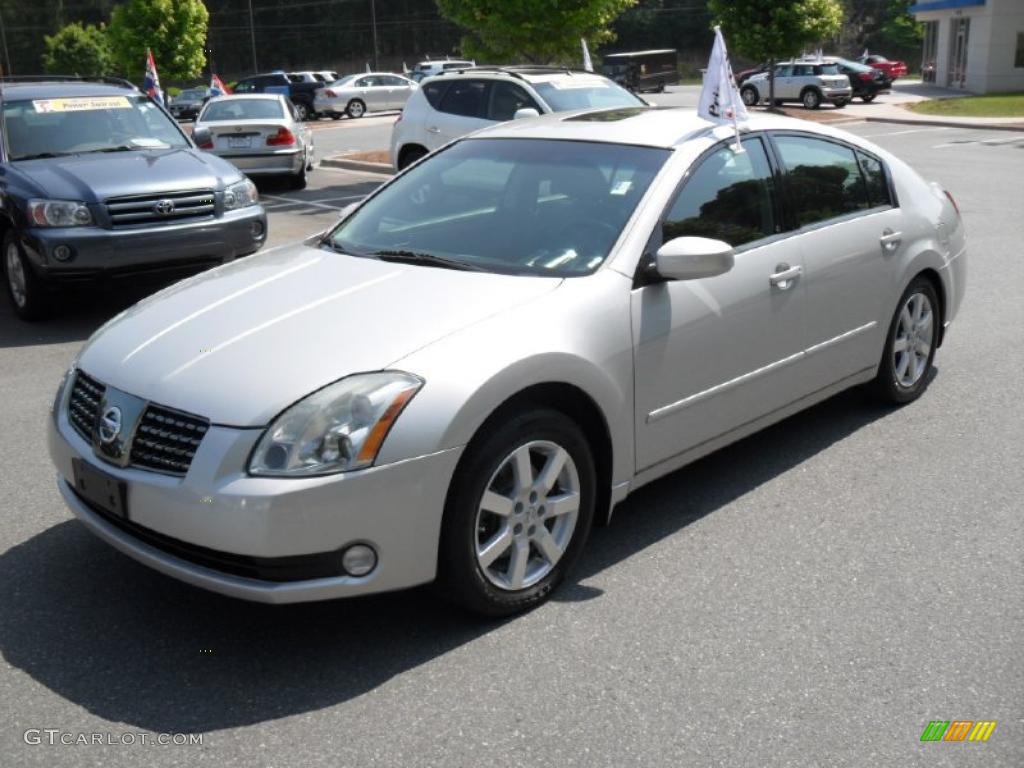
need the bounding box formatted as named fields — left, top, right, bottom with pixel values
left=5, top=243, right=27, bottom=308
left=474, top=440, right=580, bottom=591
left=893, top=292, right=934, bottom=388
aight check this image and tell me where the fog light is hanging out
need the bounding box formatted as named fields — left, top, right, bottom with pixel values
left=341, top=544, right=377, bottom=577
left=251, top=220, right=265, bottom=238
left=53, top=245, right=73, bottom=262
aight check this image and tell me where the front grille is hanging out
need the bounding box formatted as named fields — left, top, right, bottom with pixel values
left=106, top=189, right=216, bottom=228
left=129, top=404, right=210, bottom=476
left=68, top=371, right=105, bottom=441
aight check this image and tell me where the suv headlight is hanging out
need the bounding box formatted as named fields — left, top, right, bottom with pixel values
left=27, top=200, right=93, bottom=228
left=223, top=178, right=259, bottom=210
left=249, top=372, right=423, bottom=477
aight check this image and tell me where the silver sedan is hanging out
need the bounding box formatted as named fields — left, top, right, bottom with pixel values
left=313, top=72, right=418, bottom=119
left=193, top=94, right=314, bottom=189
left=47, top=108, right=966, bottom=616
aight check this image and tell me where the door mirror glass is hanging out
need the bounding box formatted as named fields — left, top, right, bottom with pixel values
left=513, top=107, right=540, bottom=120
left=655, top=237, right=734, bottom=280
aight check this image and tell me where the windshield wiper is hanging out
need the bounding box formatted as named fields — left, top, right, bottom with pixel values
left=11, top=152, right=68, bottom=161
left=370, top=249, right=484, bottom=272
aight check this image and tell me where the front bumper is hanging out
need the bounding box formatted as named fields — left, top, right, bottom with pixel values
left=48, top=409, right=462, bottom=603
left=23, top=207, right=267, bottom=284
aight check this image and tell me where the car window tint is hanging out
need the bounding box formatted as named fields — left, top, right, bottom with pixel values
left=487, top=82, right=539, bottom=121
left=793, top=65, right=813, bottom=76
left=776, top=66, right=793, bottom=77
left=439, top=80, right=487, bottom=118
left=857, top=151, right=893, bottom=208
left=662, top=138, right=777, bottom=248
left=234, top=80, right=255, bottom=93
left=201, top=99, right=284, bottom=121
left=775, top=136, right=870, bottom=226
left=421, top=81, right=451, bottom=108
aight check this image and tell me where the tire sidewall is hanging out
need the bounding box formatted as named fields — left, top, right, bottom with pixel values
left=875, top=277, right=940, bottom=403
left=347, top=99, right=365, bottom=118
left=2, top=231, right=49, bottom=321
left=741, top=86, right=758, bottom=106
left=439, top=409, right=596, bottom=616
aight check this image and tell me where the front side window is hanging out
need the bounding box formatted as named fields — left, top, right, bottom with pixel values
left=2, top=95, right=188, bottom=160
left=532, top=78, right=643, bottom=112
left=662, top=138, right=777, bottom=249
left=200, top=98, right=284, bottom=121
left=775, top=65, right=793, bottom=78
left=488, top=82, right=540, bottom=121
left=774, top=135, right=869, bottom=227
left=328, top=138, right=669, bottom=277
left=439, top=80, right=488, bottom=117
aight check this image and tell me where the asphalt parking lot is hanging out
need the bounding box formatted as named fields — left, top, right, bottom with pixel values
left=1, top=110, right=1022, bottom=767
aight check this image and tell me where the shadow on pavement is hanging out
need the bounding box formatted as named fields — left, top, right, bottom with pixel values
left=0, top=387, right=893, bottom=733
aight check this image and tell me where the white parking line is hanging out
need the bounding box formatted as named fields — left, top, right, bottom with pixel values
left=931, top=134, right=1024, bottom=149
left=261, top=194, right=353, bottom=212
left=857, top=126, right=950, bottom=138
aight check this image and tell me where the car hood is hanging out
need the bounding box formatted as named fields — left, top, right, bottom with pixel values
left=16, top=148, right=237, bottom=202
left=76, top=243, right=562, bottom=426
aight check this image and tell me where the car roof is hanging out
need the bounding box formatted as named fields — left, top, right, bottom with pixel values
left=0, top=80, right=139, bottom=101
left=207, top=93, right=285, bottom=101
left=423, top=67, right=612, bottom=85
left=472, top=106, right=841, bottom=150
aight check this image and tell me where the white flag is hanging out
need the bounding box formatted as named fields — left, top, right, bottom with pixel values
left=366, top=62, right=371, bottom=73
left=698, top=26, right=749, bottom=125
left=862, top=48, right=869, bottom=59
left=581, top=38, right=594, bottom=73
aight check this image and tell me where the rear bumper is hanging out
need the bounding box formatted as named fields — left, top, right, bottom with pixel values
left=22, top=206, right=267, bottom=283
left=214, top=150, right=304, bottom=176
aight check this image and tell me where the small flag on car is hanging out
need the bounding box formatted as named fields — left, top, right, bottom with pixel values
left=697, top=26, right=748, bottom=152
left=210, top=74, right=230, bottom=97
left=144, top=48, right=163, bottom=105
left=581, top=39, right=594, bottom=73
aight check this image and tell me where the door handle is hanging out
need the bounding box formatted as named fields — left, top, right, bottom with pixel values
left=426, top=125, right=441, bottom=134
left=880, top=229, right=902, bottom=251
left=769, top=263, right=802, bottom=290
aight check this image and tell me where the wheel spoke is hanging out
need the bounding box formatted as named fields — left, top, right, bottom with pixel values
left=895, top=351, right=911, bottom=379
left=911, top=294, right=924, bottom=322
left=544, top=491, right=580, bottom=520
left=899, top=305, right=913, bottom=334
left=916, top=340, right=931, bottom=358
left=893, top=337, right=909, bottom=353
left=480, top=490, right=514, bottom=517
left=916, top=310, right=933, bottom=336
left=511, top=446, right=534, bottom=492
left=506, top=539, right=529, bottom=589
left=477, top=526, right=513, bottom=568
left=535, top=447, right=568, bottom=494
left=533, top=527, right=563, bottom=565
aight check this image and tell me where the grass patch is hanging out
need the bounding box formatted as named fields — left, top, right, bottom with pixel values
left=908, top=93, right=1024, bottom=117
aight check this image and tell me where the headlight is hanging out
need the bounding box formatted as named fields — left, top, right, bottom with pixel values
left=249, top=372, right=423, bottom=477
left=223, top=178, right=259, bottom=210
left=27, top=200, right=93, bottom=228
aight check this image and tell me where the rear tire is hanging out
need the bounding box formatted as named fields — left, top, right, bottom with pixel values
left=346, top=99, right=366, bottom=119
left=293, top=102, right=311, bottom=121
left=871, top=276, right=940, bottom=404
left=861, top=93, right=877, bottom=103
left=833, top=98, right=849, bottom=108
left=437, top=408, right=596, bottom=617
left=3, top=232, right=52, bottom=321
left=740, top=85, right=759, bottom=107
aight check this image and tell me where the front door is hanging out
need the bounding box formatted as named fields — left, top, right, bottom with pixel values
left=633, top=136, right=809, bottom=472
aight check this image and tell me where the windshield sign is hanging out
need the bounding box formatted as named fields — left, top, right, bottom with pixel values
left=328, top=138, right=669, bottom=277
left=32, top=96, right=132, bottom=113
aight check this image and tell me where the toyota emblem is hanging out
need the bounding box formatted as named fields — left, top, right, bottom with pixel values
left=153, top=199, right=175, bottom=215
left=98, top=406, right=122, bottom=444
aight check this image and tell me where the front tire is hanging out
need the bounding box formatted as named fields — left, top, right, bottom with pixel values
left=802, top=88, right=822, bottom=109
left=293, top=102, right=311, bottom=121
left=3, top=232, right=52, bottom=321
left=861, top=93, right=877, bottom=103
left=346, top=99, right=366, bottom=119
left=872, top=276, right=940, bottom=404
left=437, top=409, right=596, bottom=617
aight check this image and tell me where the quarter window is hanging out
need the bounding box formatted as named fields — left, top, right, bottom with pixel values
left=439, top=80, right=488, bottom=118
left=774, top=135, right=869, bottom=227
left=421, top=81, right=450, bottom=108
left=856, top=151, right=893, bottom=208
left=662, top=137, right=777, bottom=248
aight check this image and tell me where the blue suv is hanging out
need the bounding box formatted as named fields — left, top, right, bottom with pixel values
left=0, top=77, right=268, bottom=320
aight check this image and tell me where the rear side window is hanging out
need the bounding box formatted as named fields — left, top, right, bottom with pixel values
left=793, top=65, right=814, bottom=77
left=421, top=81, right=451, bottom=109
left=774, top=135, right=869, bottom=227
left=439, top=80, right=488, bottom=118
left=662, top=137, right=778, bottom=248
left=857, top=151, right=893, bottom=208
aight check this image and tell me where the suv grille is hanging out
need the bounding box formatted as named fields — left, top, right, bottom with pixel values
left=129, top=404, right=210, bottom=475
left=68, top=371, right=105, bottom=441
left=106, top=190, right=216, bottom=228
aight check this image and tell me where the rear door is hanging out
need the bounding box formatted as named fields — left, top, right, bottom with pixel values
left=380, top=75, right=414, bottom=109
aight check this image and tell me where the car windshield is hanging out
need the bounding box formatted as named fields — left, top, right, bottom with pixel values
left=328, top=138, right=669, bottom=277
left=532, top=78, right=644, bottom=112
left=201, top=99, right=284, bottom=121
left=1, top=94, right=188, bottom=160
left=332, top=75, right=359, bottom=87
left=840, top=60, right=875, bottom=73
left=178, top=89, right=207, bottom=99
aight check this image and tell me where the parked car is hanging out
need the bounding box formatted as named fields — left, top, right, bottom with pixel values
left=232, top=72, right=320, bottom=121
left=314, top=72, right=418, bottom=119
left=600, top=49, right=679, bottom=93
left=288, top=71, right=325, bottom=84
left=193, top=94, right=314, bottom=189
left=317, top=70, right=340, bottom=83
left=859, top=54, right=908, bottom=81
left=735, top=62, right=768, bottom=85
left=0, top=76, right=266, bottom=321
left=826, top=57, right=892, bottom=102
left=390, top=66, right=645, bottom=170
left=409, top=59, right=476, bottom=83
left=167, top=86, right=210, bottom=120
left=47, top=107, right=966, bottom=615
left=741, top=61, right=853, bottom=109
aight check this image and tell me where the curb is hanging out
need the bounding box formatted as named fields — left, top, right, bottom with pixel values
left=321, top=156, right=395, bottom=175
left=864, top=116, right=1024, bottom=132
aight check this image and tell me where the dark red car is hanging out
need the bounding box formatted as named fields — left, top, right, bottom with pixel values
left=859, top=54, right=908, bottom=80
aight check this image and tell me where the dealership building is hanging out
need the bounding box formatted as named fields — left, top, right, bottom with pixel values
left=910, top=0, right=1024, bottom=92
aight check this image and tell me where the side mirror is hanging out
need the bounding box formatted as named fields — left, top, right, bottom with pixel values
left=513, top=107, right=540, bottom=120
left=192, top=127, right=212, bottom=147
left=654, top=236, right=734, bottom=281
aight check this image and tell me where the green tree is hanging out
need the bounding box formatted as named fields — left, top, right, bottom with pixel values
left=43, top=22, right=112, bottom=76
left=436, top=0, right=638, bottom=64
left=107, top=0, right=208, bottom=81
left=708, top=0, right=844, bottom=107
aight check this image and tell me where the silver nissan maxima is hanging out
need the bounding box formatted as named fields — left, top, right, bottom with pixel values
left=48, top=107, right=966, bottom=616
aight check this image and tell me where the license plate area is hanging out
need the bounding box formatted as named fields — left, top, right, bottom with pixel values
left=228, top=136, right=252, bottom=149
left=72, top=458, right=128, bottom=520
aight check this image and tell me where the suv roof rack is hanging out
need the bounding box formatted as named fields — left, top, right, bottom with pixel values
left=0, top=75, right=139, bottom=89
left=437, top=65, right=591, bottom=81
